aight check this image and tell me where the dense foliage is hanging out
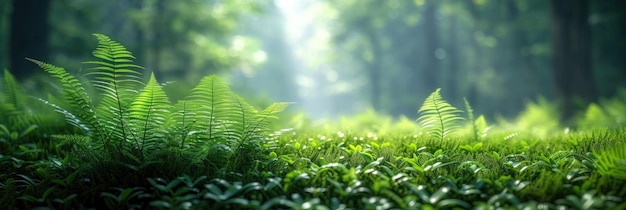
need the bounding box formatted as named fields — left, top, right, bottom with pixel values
left=1, top=35, right=625, bottom=209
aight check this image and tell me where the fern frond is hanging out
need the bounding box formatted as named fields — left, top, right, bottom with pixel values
left=83, top=34, right=144, bottom=99
left=474, top=115, right=489, bottom=139
left=1, top=69, right=26, bottom=117
left=464, top=98, right=478, bottom=141
left=0, top=85, right=70, bottom=136
left=27, top=58, right=103, bottom=137
left=594, top=144, right=626, bottom=180
left=169, top=100, right=195, bottom=148
left=129, top=73, right=171, bottom=152
left=183, top=75, right=289, bottom=150
left=186, top=75, right=244, bottom=144
left=417, top=88, right=464, bottom=142
left=245, top=102, right=290, bottom=138
left=37, top=97, right=90, bottom=134
left=83, top=34, right=145, bottom=144
left=230, top=93, right=258, bottom=146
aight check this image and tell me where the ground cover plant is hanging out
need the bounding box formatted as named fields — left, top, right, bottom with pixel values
left=1, top=35, right=626, bottom=209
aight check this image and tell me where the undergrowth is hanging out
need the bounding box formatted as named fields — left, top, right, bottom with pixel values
left=1, top=34, right=625, bottom=209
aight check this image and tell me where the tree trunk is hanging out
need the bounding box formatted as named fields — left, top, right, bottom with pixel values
left=366, top=32, right=382, bottom=111
left=9, top=0, right=51, bottom=80
left=422, top=3, right=440, bottom=95
left=446, top=18, right=459, bottom=102
left=550, top=0, right=596, bottom=122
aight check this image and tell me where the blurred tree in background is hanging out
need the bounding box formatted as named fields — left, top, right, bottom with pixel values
left=1, top=0, right=625, bottom=122
left=550, top=0, right=595, bottom=122
left=7, top=0, right=50, bottom=81
left=320, top=0, right=553, bottom=118
left=317, top=0, right=625, bottom=120
left=0, top=0, right=12, bottom=71
left=4, top=0, right=265, bottom=84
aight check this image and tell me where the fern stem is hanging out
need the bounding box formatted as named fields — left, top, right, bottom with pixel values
left=180, top=101, right=187, bottom=148
left=434, top=98, right=445, bottom=144
left=138, top=87, right=155, bottom=160
left=209, top=79, right=215, bottom=140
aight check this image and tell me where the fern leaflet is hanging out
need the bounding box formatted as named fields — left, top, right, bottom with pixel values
left=27, top=58, right=103, bottom=137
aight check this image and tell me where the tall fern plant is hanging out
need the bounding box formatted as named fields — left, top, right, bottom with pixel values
left=27, top=34, right=147, bottom=162
left=464, top=98, right=489, bottom=141
left=177, top=75, right=289, bottom=165
left=29, top=34, right=287, bottom=168
left=417, top=88, right=464, bottom=144
left=85, top=34, right=146, bottom=156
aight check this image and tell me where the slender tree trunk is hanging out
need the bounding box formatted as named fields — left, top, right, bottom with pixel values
left=130, top=0, right=145, bottom=67
left=446, top=18, right=459, bottom=101
left=550, top=0, right=596, bottom=122
left=422, top=4, right=440, bottom=93
left=465, top=1, right=482, bottom=111
left=148, top=0, right=165, bottom=78
left=366, top=33, right=382, bottom=111
left=9, top=0, right=50, bottom=80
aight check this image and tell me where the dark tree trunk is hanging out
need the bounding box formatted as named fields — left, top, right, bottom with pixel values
left=550, top=0, right=596, bottom=122
left=9, top=0, right=51, bottom=80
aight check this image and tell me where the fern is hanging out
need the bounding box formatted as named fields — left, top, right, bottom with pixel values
left=417, top=88, right=464, bottom=142
left=0, top=69, right=26, bottom=118
left=128, top=73, right=171, bottom=156
left=29, top=33, right=288, bottom=168
left=84, top=33, right=144, bottom=145
left=464, top=98, right=478, bottom=141
left=245, top=102, right=290, bottom=141
left=29, top=34, right=146, bottom=161
left=183, top=75, right=289, bottom=153
left=27, top=58, right=103, bottom=138
left=594, top=143, right=626, bottom=180
left=0, top=69, right=27, bottom=132
left=474, top=115, right=489, bottom=139
left=169, top=100, right=195, bottom=148
left=185, top=75, right=240, bottom=144
left=464, top=98, right=489, bottom=141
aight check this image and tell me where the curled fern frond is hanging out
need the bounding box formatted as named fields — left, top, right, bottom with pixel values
left=417, top=88, right=464, bottom=142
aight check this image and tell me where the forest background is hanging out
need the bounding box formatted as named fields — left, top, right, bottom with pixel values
left=1, top=0, right=625, bottom=124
